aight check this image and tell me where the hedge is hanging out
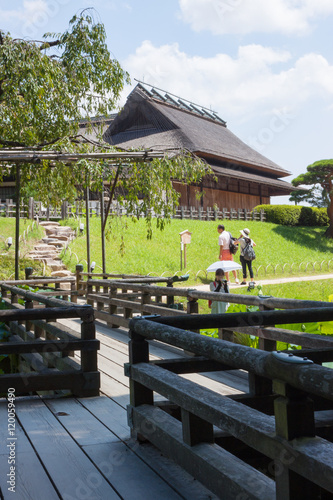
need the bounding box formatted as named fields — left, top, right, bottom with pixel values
left=254, top=204, right=329, bottom=226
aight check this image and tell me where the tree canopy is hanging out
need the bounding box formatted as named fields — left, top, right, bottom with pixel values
left=0, top=10, right=129, bottom=149
left=292, top=159, right=333, bottom=237
left=0, top=10, right=210, bottom=238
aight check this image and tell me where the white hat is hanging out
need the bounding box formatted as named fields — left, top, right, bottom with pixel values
left=240, top=228, right=250, bottom=238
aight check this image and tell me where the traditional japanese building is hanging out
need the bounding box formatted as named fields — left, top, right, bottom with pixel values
left=103, top=82, right=294, bottom=210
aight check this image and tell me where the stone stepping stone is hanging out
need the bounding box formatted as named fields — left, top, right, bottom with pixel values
left=39, top=221, right=60, bottom=227
left=34, top=244, right=58, bottom=252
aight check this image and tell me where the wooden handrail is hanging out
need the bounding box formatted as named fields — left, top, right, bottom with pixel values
left=0, top=285, right=99, bottom=397
left=129, top=316, right=333, bottom=400
left=126, top=313, right=333, bottom=499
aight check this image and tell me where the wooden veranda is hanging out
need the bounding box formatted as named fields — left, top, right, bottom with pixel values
left=0, top=274, right=332, bottom=499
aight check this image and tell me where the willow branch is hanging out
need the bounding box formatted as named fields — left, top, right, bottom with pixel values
left=103, top=166, right=120, bottom=233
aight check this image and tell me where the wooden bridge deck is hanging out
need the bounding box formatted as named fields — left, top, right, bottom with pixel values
left=0, top=319, right=248, bottom=500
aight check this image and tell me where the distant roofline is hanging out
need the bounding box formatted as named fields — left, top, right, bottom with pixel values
left=79, top=114, right=117, bottom=126
left=134, top=80, right=227, bottom=127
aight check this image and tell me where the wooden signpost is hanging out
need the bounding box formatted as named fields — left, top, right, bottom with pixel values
left=179, top=230, right=192, bottom=270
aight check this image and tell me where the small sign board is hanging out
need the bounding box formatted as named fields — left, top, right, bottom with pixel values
left=179, top=230, right=192, bottom=245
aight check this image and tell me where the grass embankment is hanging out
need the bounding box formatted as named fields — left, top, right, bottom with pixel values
left=61, top=216, right=333, bottom=282
left=1, top=216, right=332, bottom=300
left=0, top=219, right=45, bottom=280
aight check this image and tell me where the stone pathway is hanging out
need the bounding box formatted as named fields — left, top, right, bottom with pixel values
left=26, top=221, right=75, bottom=278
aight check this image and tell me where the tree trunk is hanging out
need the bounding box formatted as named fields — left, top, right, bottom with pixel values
left=324, top=192, right=333, bottom=237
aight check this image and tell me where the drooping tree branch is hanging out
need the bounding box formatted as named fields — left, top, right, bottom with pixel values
left=39, top=40, right=60, bottom=50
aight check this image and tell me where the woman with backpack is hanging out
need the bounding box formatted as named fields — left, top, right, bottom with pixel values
left=237, top=228, right=256, bottom=286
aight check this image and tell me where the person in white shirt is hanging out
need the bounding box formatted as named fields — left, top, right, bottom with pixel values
left=217, top=224, right=239, bottom=284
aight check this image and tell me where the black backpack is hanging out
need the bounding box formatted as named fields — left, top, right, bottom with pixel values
left=228, top=232, right=238, bottom=255
left=243, top=238, right=256, bottom=261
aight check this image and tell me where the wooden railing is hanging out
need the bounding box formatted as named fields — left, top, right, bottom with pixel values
left=126, top=310, right=333, bottom=500
left=0, top=283, right=99, bottom=397
left=174, top=206, right=265, bottom=221
left=80, top=271, right=333, bottom=352
left=0, top=198, right=265, bottom=221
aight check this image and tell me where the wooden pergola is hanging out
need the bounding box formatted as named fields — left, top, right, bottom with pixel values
left=0, top=149, right=165, bottom=279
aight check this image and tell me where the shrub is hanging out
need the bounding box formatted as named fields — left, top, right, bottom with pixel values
left=299, top=206, right=329, bottom=226
left=255, top=205, right=301, bottom=225
left=254, top=204, right=329, bottom=226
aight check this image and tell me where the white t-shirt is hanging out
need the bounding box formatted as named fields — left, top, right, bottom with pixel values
left=218, top=231, right=230, bottom=249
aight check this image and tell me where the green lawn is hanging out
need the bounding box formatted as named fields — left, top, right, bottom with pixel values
left=60, top=216, right=333, bottom=285
left=1, top=215, right=333, bottom=292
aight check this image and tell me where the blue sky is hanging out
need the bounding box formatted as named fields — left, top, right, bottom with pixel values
left=1, top=0, right=333, bottom=203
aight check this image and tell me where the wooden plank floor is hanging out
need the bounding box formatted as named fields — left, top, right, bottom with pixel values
left=0, top=319, right=248, bottom=500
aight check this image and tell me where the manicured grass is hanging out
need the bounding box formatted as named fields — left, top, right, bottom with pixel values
left=234, top=279, right=333, bottom=302
left=197, top=279, right=333, bottom=315
left=0, top=219, right=45, bottom=279
left=61, top=216, right=333, bottom=285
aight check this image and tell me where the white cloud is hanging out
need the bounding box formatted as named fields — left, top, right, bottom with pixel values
left=178, top=0, right=333, bottom=35
left=0, top=0, right=71, bottom=38
left=123, top=41, right=333, bottom=121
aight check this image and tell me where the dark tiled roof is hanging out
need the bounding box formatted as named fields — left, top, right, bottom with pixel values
left=103, top=84, right=290, bottom=178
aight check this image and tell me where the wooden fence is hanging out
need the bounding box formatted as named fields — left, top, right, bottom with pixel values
left=0, top=198, right=265, bottom=222
left=127, top=311, right=333, bottom=499
left=79, top=270, right=333, bottom=348
left=19, top=267, right=333, bottom=354
left=0, top=281, right=99, bottom=397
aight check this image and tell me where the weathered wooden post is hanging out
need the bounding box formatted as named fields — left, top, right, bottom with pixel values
left=273, top=361, right=318, bottom=500
left=80, top=305, right=100, bottom=397
left=108, top=283, right=118, bottom=328
left=181, top=407, right=214, bottom=447
left=127, top=321, right=153, bottom=432
left=141, top=289, right=151, bottom=312
left=76, top=264, right=84, bottom=297
left=28, top=197, right=34, bottom=219
left=166, top=279, right=174, bottom=308
left=24, top=296, right=34, bottom=334
left=70, top=280, right=77, bottom=303
left=258, top=298, right=276, bottom=351
left=25, top=267, right=33, bottom=280
left=189, top=206, right=194, bottom=219
left=219, top=328, right=234, bottom=342
left=87, top=279, right=94, bottom=307
left=61, top=201, right=68, bottom=220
